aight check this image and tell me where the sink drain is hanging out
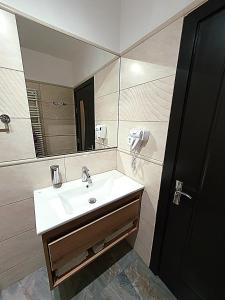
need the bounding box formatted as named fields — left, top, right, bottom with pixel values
left=89, top=197, right=97, bottom=204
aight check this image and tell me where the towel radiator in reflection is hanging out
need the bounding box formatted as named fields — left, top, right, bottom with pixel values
left=27, top=88, right=45, bottom=157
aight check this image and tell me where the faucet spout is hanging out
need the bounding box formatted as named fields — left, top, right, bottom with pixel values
left=82, top=166, right=92, bottom=184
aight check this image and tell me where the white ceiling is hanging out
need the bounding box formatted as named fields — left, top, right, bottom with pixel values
left=16, top=15, right=115, bottom=62
left=16, top=15, right=118, bottom=87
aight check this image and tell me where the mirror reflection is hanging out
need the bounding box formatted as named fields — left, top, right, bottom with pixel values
left=16, top=16, right=119, bottom=158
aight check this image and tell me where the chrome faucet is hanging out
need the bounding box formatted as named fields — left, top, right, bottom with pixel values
left=50, top=165, right=62, bottom=188
left=82, top=166, right=92, bottom=184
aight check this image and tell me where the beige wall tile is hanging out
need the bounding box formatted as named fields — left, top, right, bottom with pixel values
left=117, top=150, right=162, bottom=263
left=45, top=135, right=76, bottom=155
left=121, top=18, right=183, bottom=90
left=125, top=18, right=183, bottom=67
left=0, top=252, right=44, bottom=289
left=65, top=149, right=117, bottom=181
left=119, top=76, right=175, bottom=122
left=0, top=9, right=23, bottom=71
left=120, top=58, right=175, bottom=91
left=95, top=92, right=119, bottom=121
left=0, top=69, right=30, bottom=118
left=0, top=198, right=35, bottom=242
left=0, top=158, right=65, bottom=206
left=0, top=229, right=43, bottom=274
left=133, top=217, right=155, bottom=265
left=0, top=118, right=36, bottom=163
left=25, top=80, right=40, bottom=91
left=40, top=83, right=74, bottom=103
left=95, top=59, right=120, bottom=98
left=117, top=150, right=162, bottom=214
left=95, top=120, right=118, bottom=148
left=41, top=102, right=75, bottom=120
left=43, top=118, right=76, bottom=136
left=118, top=121, right=168, bottom=162
left=95, top=141, right=106, bottom=150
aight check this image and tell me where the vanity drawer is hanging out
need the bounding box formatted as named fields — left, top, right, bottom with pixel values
left=48, top=198, right=140, bottom=271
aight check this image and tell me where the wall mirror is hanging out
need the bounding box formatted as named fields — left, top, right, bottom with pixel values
left=16, top=16, right=120, bottom=158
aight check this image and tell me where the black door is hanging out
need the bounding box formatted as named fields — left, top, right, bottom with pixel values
left=157, top=2, right=225, bottom=300
left=74, top=78, right=95, bottom=152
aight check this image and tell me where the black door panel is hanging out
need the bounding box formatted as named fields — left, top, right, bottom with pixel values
left=158, top=3, right=225, bottom=300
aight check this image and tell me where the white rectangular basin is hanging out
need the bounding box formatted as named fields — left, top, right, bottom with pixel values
left=34, top=170, right=144, bottom=235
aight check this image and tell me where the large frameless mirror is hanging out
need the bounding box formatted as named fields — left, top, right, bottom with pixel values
left=16, top=16, right=120, bottom=158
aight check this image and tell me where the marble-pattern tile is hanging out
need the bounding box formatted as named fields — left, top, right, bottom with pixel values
left=124, top=259, right=176, bottom=300
left=0, top=118, right=36, bottom=163
left=65, top=149, right=116, bottom=182
left=0, top=241, right=176, bottom=300
left=0, top=69, right=30, bottom=118
left=119, top=75, right=175, bottom=122
left=0, top=158, right=66, bottom=206
left=94, top=59, right=120, bottom=98
left=118, top=120, right=168, bottom=163
left=0, top=197, right=35, bottom=242
left=95, top=92, right=119, bottom=121
left=100, top=271, right=140, bottom=300
left=0, top=9, right=23, bottom=71
left=0, top=281, right=27, bottom=300
left=20, top=267, right=52, bottom=300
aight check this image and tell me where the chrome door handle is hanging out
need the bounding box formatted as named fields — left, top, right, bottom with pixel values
left=174, top=191, right=192, bottom=199
left=173, top=180, right=192, bottom=206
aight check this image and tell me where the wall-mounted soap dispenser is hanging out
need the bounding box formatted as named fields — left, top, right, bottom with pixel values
left=50, top=165, right=62, bottom=188
left=95, top=124, right=107, bottom=139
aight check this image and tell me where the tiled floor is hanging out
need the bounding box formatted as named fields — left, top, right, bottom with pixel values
left=0, top=241, right=176, bottom=300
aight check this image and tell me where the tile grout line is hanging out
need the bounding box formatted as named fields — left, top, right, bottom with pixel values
left=120, top=73, right=176, bottom=92
left=0, top=227, right=36, bottom=245
left=117, top=148, right=163, bottom=166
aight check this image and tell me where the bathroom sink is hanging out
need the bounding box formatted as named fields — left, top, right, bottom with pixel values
left=34, top=170, right=144, bottom=235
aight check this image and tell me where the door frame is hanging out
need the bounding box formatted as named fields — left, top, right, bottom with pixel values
left=150, top=0, right=225, bottom=274
left=74, top=77, right=94, bottom=151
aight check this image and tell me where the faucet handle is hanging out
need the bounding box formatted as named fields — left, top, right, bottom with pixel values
left=82, top=166, right=89, bottom=172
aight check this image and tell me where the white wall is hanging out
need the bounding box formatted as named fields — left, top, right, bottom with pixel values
left=21, top=48, right=74, bottom=87
left=71, top=46, right=117, bottom=87
left=0, top=0, right=121, bottom=53
left=21, top=47, right=117, bottom=88
left=0, top=0, right=207, bottom=54
left=120, top=0, right=206, bottom=52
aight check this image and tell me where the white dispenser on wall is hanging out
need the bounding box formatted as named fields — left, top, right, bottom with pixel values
left=95, top=124, right=107, bottom=139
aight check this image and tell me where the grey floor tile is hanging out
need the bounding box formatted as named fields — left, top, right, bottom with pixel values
left=100, top=271, right=140, bottom=300
left=124, top=259, right=176, bottom=300
left=0, top=241, right=176, bottom=300
left=0, top=281, right=27, bottom=300
left=19, top=267, right=52, bottom=300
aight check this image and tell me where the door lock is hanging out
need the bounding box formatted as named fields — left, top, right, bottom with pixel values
left=173, top=180, right=192, bottom=206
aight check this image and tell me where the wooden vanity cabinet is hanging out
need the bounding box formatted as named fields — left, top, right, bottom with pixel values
left=42, top=190, right=143, bottom=289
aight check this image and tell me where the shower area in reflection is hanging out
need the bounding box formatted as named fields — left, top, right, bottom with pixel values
left=26, top=80, right=77, bottom=157
left=26, top=77, right=95, bottom=158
